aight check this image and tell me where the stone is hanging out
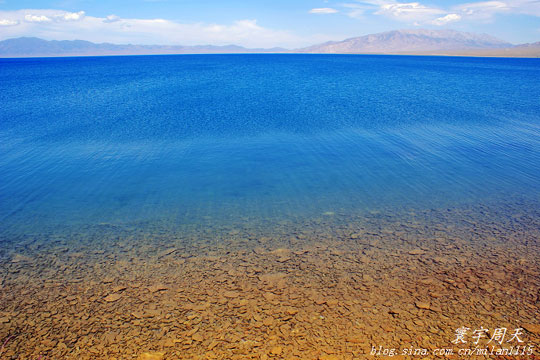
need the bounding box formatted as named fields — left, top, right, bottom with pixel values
left=158, top=248, right=177, bottom=257
left=263, top=292, right=277, bottom=302
left=145, top=309, right=161, bottom=317
left=41, top=339, right=58, bottom=348
left=270, top=248, right=290, bottom=257
left=286, top=308, right=299, bottom=316
left=320, top=355, right=340, bottom=360
left=523, top=324, right=540, bottom=335
left=148, top=285, right=169, bottom=293
left=103, top=332, right=117, bottom=343
left=314, top=297, right=326, bottom=305
left=326, top=299, right=339, bottom=306
left=408, top=249, right=426, bottom=255
left=259, top=273, right=287, bottom=287
left=223, top=291, right=239, bottom=298
left=270, top=346, right=282, bottom=355
left=192, top=333, right=204, bottom=342
left=11, top=254, right=31, bottom=263
left=138, top=352, right=165, bottom=360
left=362, top=274, right=374, bottom=282
left=415, top=301, right=430, bottom=310
left=0, top=317, right=9, bottom=323
left=163, top=338, right=176, bottom=347
left=104, top=293, right=122, bottom=302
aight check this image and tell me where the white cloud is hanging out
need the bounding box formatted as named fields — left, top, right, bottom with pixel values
left=450, top=0, right=540, bottom=20
left=375, top=2, right=445, bottom=21
left=309, top=8, right=339, bottom=14
left=346, top=0, right=445, bottom=22
left=24, top=14, right=52, bottom=23
left=0, top=9, right=324, bottom=48
left=24, top=11, right=85, bottom=23
left=0, top=19, right=18, bottom=26
left=103, top=15, right=121, bottom=23
left=347, top=0, right=539, bottom=24
left=57, top=11, right=85, bottom=21
left=453, top=1, right=510, bottom=19
left=431, top=13, right=462, bottom=25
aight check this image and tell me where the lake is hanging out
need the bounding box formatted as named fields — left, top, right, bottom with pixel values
left=1, top=54, right=539, bottom=359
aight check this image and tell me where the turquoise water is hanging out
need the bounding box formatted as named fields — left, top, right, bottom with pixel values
left=1, top=54, right=539, bottom=237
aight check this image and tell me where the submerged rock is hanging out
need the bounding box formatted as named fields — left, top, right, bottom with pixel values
left=523, top=323, right=540, bottom=335
left=103, top=293, right=122, bottom=302
left=138, top=352, right=165, bottom=360
left=415, top=301, right=430, bottom=310
left=147, top=284, right=169, bottom=293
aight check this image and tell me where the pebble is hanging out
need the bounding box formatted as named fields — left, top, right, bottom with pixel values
left=523, top=324, right=540, bottom=335
left=223, top=291, right=239, bottom=298
left=103, top=293, right=122, bottom=302
left=147, top=285, right=169, bottom=293
left=138, top=352, right=165, bottom=360
left=162, top=338, right=175, bottom=347
left=158, top=248, right=177, bottom=257
left=286, top=308, right=299, bottom=315
left=415, top=301, right=430, bottom=310
left=320, top=355, right=340, bottom=360
left=192, top=333, right=203, bottom=342
left=11, top=254, right=31, bottom=263
left=270, top=346, right=283, bottom=355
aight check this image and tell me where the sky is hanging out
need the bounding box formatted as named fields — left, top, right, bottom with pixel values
left=0, top=0, right=539, bottom=47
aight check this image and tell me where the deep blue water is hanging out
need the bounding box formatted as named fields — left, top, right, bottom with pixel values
left=1, top=54, right=539, bottom=235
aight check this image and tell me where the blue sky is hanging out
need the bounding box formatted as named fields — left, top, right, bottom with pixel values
left=0, top=0, right=539, bottom=47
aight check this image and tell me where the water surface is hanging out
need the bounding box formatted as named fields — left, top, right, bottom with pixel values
left=1, top=54, right=539, bottom=236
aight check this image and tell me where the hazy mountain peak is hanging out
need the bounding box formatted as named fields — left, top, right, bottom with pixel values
left=301, top=29, right=513, bottom=54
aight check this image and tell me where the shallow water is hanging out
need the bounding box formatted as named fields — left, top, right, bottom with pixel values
left=0, top=55, right=539, bottom=359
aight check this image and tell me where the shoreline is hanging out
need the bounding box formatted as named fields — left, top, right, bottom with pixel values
left=1, top=51, right=540, bottom=59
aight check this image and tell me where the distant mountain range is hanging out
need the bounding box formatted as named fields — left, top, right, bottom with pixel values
left=1, top=29, right=539, bottom=58
left=0, top=37, right=285, bottom=57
